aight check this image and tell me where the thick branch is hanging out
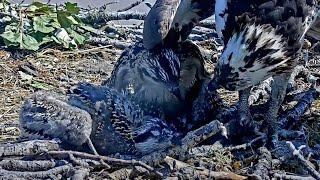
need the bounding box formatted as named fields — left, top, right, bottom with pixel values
left=0, top=164, right=74, bottom=179
left=117, top=0, right=146, bottom=12
left=80, top=11, right=146, bottom=25
left=286, top=141, right=320, bottom=179
left=87, top=37, right=131, bottom=49
left=0, top=140, right=59, bottom=157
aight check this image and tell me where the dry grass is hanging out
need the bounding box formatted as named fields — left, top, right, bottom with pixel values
left=0, top=45, right=120, bottom=142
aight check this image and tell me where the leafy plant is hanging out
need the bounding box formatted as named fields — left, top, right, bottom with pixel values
left=0, top=1, right=90, bottom=51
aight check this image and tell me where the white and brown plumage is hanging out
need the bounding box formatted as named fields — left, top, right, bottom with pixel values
left=210, top=0, right=318, bottom=139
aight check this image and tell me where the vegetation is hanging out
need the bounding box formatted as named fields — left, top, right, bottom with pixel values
left=0, top=1, right=93, bottom=50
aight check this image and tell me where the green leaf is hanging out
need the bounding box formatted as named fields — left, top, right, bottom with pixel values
left=66, top=28, right=85, bottom=45
left=22, top=34, right=40, bottom=51
left=66, top=15, right=79, bottom=25
left=1, top=30, right=20, bottom=46
left=32, top=31, right=53, bottom=46
left=65, top=2, right=80, bottom=14
left=33, top=16, right=55, bottom=33
left=57, top=11, right=71, bottom=28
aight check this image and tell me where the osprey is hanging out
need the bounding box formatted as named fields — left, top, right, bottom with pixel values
left=20, top=83, right=179, bottom=156
left=105, top=0, right=218, bottom=131
left=210, top=0, right=318, bottom=139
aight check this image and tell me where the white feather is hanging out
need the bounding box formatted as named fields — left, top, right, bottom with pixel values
left=219, top=23, right=290, bottom=89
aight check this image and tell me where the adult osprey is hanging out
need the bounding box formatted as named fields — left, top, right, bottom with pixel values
left=211, top=0, right=318, bottom=139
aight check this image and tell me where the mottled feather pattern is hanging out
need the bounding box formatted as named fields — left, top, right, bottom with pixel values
left=102, top=40, right=215, bottom=131
left=20, top=91, right=93, bottom=147
left=215, top=0, right=318, bottom=90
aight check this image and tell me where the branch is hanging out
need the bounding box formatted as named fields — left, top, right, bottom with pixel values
left=80, top=11, right=146, bottom=25
left=87, top=37, right=131, bottom=49
left=286, top=141, right=320, bottom=179
left=46, top=150, right=162, bottom=178
left=249, top=147, right=272, bottom=180
left=0, top=164, right=74, bottom=179
left=164, top=157, right=246, bottom=180
left=273, top=172, right=315, bottom=180
left=279, top=88, right=320, bottom=129
left=0, top=159, right=60, bottom=171
left=249, top=77, right=273, bottom=105
left=0, top=140, right=59, bottom=157
left=117, top=0, right=146, bottom=12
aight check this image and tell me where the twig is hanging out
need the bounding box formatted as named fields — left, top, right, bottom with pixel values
left=279, top=88, right=320, bottom=129
left=0, top=159, right=59, bottom=171
left=46, top=150, right=162, bottom=178
left=164, top=157, right=246, bottom=180
left=249, top=77, right=273, bottom=105
left=117, top=0, right=145, bottom=12
left=0, top=140, right=59, bottom=157
left=250, top=147, right=272, bottom=180
left=273, top=172, right=316, bottom=180
left=0, top=164, right=74, bottom=179
left=80, top=11, right=146, bottom=25
left=286, top=141, right=320, bottom=179
left=87, top=37, right=130, bottom=49
left=71, top=167, right=90, bottom=180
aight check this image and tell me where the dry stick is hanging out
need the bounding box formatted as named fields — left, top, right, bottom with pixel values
left=164, top=156, right=247, bottom=180
left=0, top=140, right=59, bottom=157
left=87, top=37, right=131, bottom=49
left=46, top=150, right=162, bottom=178
left=71, top=167, right=90, bottom=180
left=250, top=147, right=273, bottom=180
left=273, top=173, right=315, bottom=180
left=286, top=141, right=320, bottom=180
left=0, top=159, right=58, bottom=172
left=0, top=164, right=74, bottom=179
left=140, top=120, right=227, bottom=165
left=117, top=0, right=145, bottom=12
left=279, top=88, right=319, bottom=129
left=80, top=11, right=147, bottom=24
left=248, top=77, right=273, bottom=105
left=108, top=168, right=133, bottom=179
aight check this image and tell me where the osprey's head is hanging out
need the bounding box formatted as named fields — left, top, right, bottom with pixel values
left=215, top=22, right=290, bottom=91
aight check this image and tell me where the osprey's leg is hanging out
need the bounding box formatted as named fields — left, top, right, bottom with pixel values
left=266, top=74, right=290, bottom=144
left=238, top=87, right=252, bottom=126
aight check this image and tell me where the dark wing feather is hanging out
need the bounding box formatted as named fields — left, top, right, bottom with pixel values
left=143, top=0, right=215, bottom=49
left=221, top=0, right=318, bottom=45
